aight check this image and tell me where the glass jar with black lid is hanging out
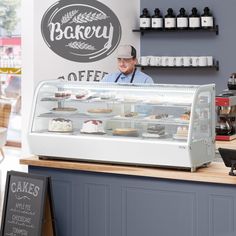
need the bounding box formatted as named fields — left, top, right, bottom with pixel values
left=201, top=7, right=214, bottom=28
left=164, top=8, right=176, bottom=29
left=151, top=8, right=163, bottom=29
left=140, top=8, right=151, bottom=29
left=177, top=8, right=188, bottom=29
left=189, top=7, right=200, bottom=28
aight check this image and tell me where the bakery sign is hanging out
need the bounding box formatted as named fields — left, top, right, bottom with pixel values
left=41, top=0, right=122, bottom=62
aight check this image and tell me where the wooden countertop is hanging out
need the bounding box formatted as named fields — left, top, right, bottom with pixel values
left=20, top=156, right=236, bottom=185
left=216, top=139, right=236, bottom=150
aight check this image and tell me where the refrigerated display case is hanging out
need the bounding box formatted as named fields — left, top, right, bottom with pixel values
left=28, top=80, right=215, bottom=171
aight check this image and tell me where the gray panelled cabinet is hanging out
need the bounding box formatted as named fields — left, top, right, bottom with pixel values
left=28, top=166, right=236, bottom=236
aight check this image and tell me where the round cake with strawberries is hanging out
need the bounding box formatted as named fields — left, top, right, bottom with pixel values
left=80, top=120, right=105, bottom=134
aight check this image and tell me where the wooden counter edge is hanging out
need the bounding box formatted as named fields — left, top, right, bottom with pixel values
left=20, top=156, right=236, bottom=185
left=216, top=139, right=236, bottom=150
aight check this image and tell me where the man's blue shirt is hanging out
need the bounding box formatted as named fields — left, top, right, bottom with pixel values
left=101, top=70, right=154, bottom=84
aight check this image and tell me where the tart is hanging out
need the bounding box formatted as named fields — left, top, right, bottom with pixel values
left=113, top=128, right=138, bottom=137
left=87, top=108, right=112, bottom=113
left=52, top=107, right=77, bottom=112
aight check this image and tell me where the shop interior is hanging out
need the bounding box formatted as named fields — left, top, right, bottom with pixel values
left=1, top=0, right=236, bottom=234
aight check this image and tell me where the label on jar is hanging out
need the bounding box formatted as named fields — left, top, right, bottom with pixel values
left=140, top=18, right=151, bottom=28
left=151, top=18, right=163, bottom=28
left=201, top=16, right=213, bottom=27
left=164, top=17, right=176, bottom=28
left=177, top=17, right=188, bottom=28
left=189, top=17, right=200, bottom=28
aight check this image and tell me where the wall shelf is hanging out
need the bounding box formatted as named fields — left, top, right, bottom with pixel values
left=133, top=25, right=219, bottom=35
left=136, top=60, right=219, bottom=71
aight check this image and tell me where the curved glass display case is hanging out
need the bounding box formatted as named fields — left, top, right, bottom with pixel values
left=28, top=80, right=215, bottom=171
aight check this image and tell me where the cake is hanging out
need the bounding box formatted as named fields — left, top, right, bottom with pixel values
left=80, top=120, right=105, bottom=134
left=87, top=108, right=112, bottom=113
left=100, top=92, right=116, bottom=100
left=75, top=90, right=88, bottom=99
left=176, top=126, right=188, bottom=137
left=180, top=111, right=191, bottom=120
left=54, top=90, right=71, bottom=98
left=148, top=114, right=168, bottom=119
left=147, top=125, right=165, bottom=135
left=112, top=128, right=139, bottom=137
left=48, top=118, right=73, bottom=132
left=123, top=112, right=139, bottom=117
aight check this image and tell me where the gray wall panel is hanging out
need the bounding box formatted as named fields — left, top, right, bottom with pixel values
left=84, top=183, right=110, bottom=236
left=52, top=179, right=72, bottom=236
left=209, top=195, right=235, bottom=236
left=122, top=186, right=196, bottom=236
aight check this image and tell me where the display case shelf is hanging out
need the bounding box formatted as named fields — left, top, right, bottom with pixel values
left=40, top=97, right=192, bottom=108
left=37, top=112, right=191, bottom=125
left=132, top=25, right=219, bottom=35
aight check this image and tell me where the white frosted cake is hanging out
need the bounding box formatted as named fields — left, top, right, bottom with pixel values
left=48, top=118, right=73, bottom=132
left=80, top=120, right=105, bottom=134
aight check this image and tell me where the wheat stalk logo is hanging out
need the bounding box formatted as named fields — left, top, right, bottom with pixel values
left=61, top=10, right=79, bottom=24
left=66, top=41, right=96, bottom=50
left=70, top=12, right=108, bottom=24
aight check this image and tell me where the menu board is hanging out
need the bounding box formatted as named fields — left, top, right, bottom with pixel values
left=0, top=171, right=56, bottom=236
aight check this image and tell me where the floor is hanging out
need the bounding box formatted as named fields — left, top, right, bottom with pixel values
left=0, top=146, right=25, bottom=222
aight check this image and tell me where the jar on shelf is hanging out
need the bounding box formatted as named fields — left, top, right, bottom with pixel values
left=177, top=8, right=188, bottom=29
left=140, top=8, right=151, bottom=29
left=164, top=8, right=176, bottom=29
left=201, top=7, right=214, bottom=28
left=189, top=7, right=200, bottom=29
left=151, top=8, right=163, bottom=29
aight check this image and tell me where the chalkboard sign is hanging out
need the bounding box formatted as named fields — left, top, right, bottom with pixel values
left=0, top=171, right=56, bottom=236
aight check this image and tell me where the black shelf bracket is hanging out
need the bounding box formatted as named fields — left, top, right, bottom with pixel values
left=215, top=60, right=219, bottom=71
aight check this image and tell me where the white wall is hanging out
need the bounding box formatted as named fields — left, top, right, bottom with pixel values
left=34, top=0, right=140, bottom=84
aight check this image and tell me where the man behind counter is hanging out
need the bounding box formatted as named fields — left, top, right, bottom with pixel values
left=101, top=45, right=154, bottom=84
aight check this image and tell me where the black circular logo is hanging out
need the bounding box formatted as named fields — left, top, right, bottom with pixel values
left=41, top=0, right=122, bottom=62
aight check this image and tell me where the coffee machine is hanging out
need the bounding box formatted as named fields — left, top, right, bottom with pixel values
left=215, top=73, right=236, bottom=141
